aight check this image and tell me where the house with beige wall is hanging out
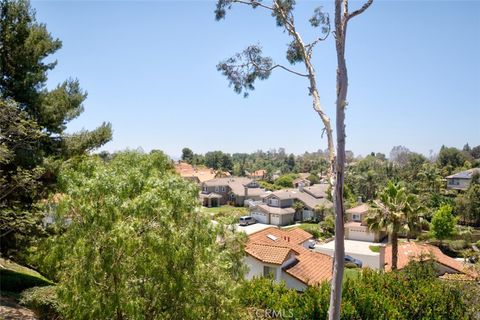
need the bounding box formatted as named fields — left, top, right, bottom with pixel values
left=200, top=177, right=266, bottom=207
left=344, top=203, right=386, bottom=242
left=249, top=184, right=332, bottom=226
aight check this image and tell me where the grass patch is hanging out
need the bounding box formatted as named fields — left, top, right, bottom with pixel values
left=0, top=258, right=54, bottom=293
left=343, top=268, right=361, bottom=283
left=369, top=245, right=381, bottom=253
left=200, top=205, right=248, bottom=220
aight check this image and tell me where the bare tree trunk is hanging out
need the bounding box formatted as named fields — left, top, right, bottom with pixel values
left=328, top=3, right=347, bottom=319
left=328, top=1, right=372, bottom=319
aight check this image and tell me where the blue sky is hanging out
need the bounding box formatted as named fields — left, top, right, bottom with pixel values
left=32, top=0, right=480, bottom=158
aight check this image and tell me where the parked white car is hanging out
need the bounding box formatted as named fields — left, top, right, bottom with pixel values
left=239, top=216, right=256, bottom=226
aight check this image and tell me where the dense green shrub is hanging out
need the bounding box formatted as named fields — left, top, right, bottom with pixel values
left=344, top=262, right=359, bottom=269
left=241, top=261, right=472, bottom=319
left=301, top=225, right=322, bottom=239
left=20, top=286, right=61, bottom=320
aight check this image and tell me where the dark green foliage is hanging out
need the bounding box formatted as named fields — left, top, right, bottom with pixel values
left=437, top=146, right=468, bottom=174
left=205, top=150, right=233, bottom=171
left=181, top=147, right=194, bottom=163
left=455, top=173, right=480, bottom=226
left=20, top=286, right=60, bottom=320
left=241, top=262, right=471, bottom=319
left=0, top=0, right=111, bottom=258
left=0, top=269, right=53, bottom=293
left=286, top=40, right=303, bottom=64
left=216, top=45, right=273, bottom=97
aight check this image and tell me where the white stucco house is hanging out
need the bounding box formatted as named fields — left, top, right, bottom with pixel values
left=244, top=227, right=333, bottom=291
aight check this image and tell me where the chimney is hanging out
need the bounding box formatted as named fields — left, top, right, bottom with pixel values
left=379, top=244, right=386, bottom=271
left=299, top=182, right=304, bottom=192
left=357, top=196, right=363, bottom=204
left=244, top=186, right=248, bottom=198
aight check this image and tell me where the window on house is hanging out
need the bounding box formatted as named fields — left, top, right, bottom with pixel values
left=263, top=266, right=276, bottom=278
left=352, top=214, right=360, bottom=221
left=215, top=186, right=219, bottom=192
left=203, top=186, right=207, bottom=192
left=269, top=198, right=279, bottom=207
left=221, top=186, right=226, bottom=192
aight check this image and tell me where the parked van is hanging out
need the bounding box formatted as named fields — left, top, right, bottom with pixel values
left=239, top=216, right=256, bottom=226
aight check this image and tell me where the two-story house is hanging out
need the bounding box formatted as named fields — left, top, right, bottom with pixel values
left=200, top=177, right=266, bottom=207
left=250, top=184, right=333, bottom=226
left=344, top=203, right=386, bottom=242
left=250, top=190, right=296, bottom=226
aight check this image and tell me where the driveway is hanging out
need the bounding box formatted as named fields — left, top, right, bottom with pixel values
left=235, top=223, right=272, bottom=235
left=314, top=239, right=385, bottom=269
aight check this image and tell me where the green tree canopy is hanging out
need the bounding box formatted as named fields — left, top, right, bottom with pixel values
left=38, top=152, right=246, bottom=319
left=0, top=0, right=112, bottom=257
left=431, top=204, right=457, bottom=242
left=181, top=147, right=194, bottom=163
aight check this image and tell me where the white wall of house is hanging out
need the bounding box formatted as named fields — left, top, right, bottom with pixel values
left=346, top=227, right=376, bottom=242
left=251, top=210, right=269, bottom=224
left=244, top=255, right=265, bottom=280
left=281, top=272, right=307, bottom=292
left=447, top=178, right=471, bottom=190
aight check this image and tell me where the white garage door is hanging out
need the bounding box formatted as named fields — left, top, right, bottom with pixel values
left=252, top=211, right=268, bottom=224
left=271, top=214, right=281, bottom=226
left=348, top=228, right=375, bottom=242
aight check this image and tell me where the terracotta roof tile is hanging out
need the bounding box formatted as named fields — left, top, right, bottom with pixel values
left=384, top=242, right=474, bottom=277
left=245, top=243, right=293, bottom=265
left=247, top=227, right=332, bottom=285
left=285, top=250, right=333, bottom=285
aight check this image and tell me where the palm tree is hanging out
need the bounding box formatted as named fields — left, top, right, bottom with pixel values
left=365, top=181, right=420, bottom=270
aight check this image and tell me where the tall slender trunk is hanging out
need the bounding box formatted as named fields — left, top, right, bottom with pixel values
left=328, top=1, right=348, bottom=319
left=391, top=230, right=398, bottom=270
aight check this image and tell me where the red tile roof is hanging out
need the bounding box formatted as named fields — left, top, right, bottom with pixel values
left=247, top=227, right=332, bottom=285
left=384, top=242, right=474, bottom=278
left=245, top=243, right=293, bottom=265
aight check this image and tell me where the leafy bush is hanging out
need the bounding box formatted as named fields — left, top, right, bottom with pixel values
left=20, top=286, right=61, bottom=320
left=476, top=240, right=480, bottom=248
left=345, top=262, right=359, bottom=269
left=300, top=225, right=322, bottom=239
left=449, top=239, right=468, bottom=251
left=241, top=261, right=472, bottom=319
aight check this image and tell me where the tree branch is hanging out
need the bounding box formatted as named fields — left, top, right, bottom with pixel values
left=346, top=0, right=373, bottom=22
left=262, top=63, right=309, bottom=77
left=233, top=0, right=274, bottom=11
left=306, top=23, right=331, bottom=55
left=246, top=49, right=309, bottom=77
